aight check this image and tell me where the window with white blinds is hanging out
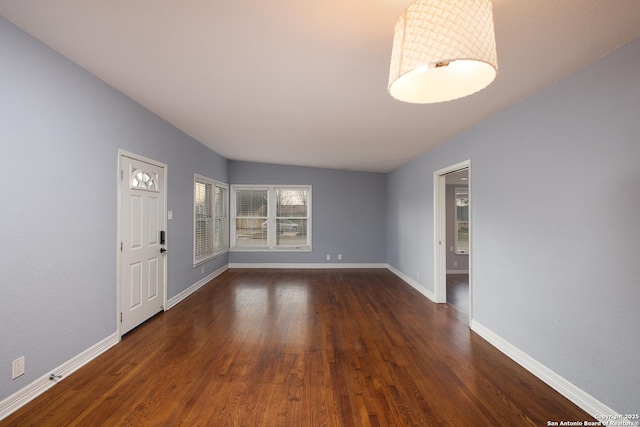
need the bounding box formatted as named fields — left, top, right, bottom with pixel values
left=194, top=174, right=229, bottom=265
left=230, top=185, right=311, bottom=251
left=455, top=188, right=469, bottom=255
left=214, top=183, right=229, bottom=255
left=233, top=188, right=268, bottom=248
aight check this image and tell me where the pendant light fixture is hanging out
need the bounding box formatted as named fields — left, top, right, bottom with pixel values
left=388, top=0, right=498, bottom=103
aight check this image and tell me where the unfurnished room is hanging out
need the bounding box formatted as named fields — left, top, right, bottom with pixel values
left=1, top=0, right=639, bottom=425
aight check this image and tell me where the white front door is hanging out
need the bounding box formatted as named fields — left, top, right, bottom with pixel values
left=119, top=153, right=167, bottom=335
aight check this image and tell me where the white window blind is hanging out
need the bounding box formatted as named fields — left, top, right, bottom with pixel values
left=214, top=183, right=229, bottom=254
left=231, top=185, right=311, bottom=251
left=234, top=188, right=268, bottom=248
left=194, top=174, right=229, bottom=265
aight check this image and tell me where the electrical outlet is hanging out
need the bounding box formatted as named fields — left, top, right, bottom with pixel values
left=326, top=254, right=331, bottom=261
left=450, top=246, right=454, bottom=252
left=201, top=266, right=204, bottom=274
left=338, top=254, right=342, bottom=260
left=453, top=261, right=458, bottom=268
left=12, top=357, right=25, bottom=380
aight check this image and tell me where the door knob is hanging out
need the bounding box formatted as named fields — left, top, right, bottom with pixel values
left=160, top=247, right=167, bottom=254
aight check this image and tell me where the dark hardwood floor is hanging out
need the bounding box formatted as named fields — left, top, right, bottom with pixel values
left=3, top=269, right=593, bottom=426
left=446, top=274, right=469, bottom=315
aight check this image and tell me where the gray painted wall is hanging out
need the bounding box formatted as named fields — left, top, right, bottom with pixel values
left=387, top=37, right=640, bottom=412
left=229, top=161, right=387, bottom=264
left=2, top=10, right=638, bottom=417
left=0, top=17, right=228, bottom=401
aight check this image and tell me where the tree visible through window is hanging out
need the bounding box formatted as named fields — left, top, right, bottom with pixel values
left=231, top=185, right=311, bottom=250
left=275, top=188, right=309, bottom=247
left=455, top=188, right=469, bottom=254
left=234, top=188, right=268, bottom=248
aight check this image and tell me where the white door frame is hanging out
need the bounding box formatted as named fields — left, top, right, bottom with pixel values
left=434, top=159, right=472, bottom=324
left=116, top=149, right=168, bottom=337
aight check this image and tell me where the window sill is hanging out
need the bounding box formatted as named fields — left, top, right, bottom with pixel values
left=193, top=249, right=229, bottom=267
left=230, top=247, right=312, bottom=253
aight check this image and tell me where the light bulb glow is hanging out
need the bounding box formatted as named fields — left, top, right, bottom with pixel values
left=388, top=0, right=498, bottom=104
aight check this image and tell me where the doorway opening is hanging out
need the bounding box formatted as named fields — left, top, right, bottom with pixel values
left=434, top=160, right=472, bottom=324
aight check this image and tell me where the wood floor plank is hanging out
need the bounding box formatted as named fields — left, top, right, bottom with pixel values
left=2, top=269, right=595, bottom=426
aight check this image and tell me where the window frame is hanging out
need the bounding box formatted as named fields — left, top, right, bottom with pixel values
left=230, top=184, right=312, bottom=252
left=213, top=181, right=230, bottom=257
left=454, top=187, right=469, bottom=255
left=193, top=174, right=229, bottom=266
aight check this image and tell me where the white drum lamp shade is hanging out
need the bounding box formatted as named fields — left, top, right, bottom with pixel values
left=388, top=0, right=498, bottom=103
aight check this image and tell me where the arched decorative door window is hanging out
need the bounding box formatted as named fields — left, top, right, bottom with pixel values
left=131, top=169, right=159, bottom=192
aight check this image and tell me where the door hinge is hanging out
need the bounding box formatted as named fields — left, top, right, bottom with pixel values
left=120, top=312, right=123, bottom=323
left=120, top=241, right=123, bottom=252
left=120, top=170, right=124, bottom=181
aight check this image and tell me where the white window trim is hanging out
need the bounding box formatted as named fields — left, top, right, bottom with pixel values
left=193, top=174, right=229, bottom=266
left=213, top=181, right=230, bottom=257
left=230, top=184, right=312, bottom=252
left=454, top=187, right=469, bottom=255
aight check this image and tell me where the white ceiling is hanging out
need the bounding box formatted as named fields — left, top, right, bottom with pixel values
left=1, top=1, right=639, bottom=172
left=446, top=169, right=469, bottom=186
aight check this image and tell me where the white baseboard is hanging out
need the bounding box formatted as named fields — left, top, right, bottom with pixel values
left=446, top=270, right=469, bottom=274
left=0, top=332, right=119, bottom=421
left=166, top=264, right=229, bottom=310
left=470, top=320, right=622, bottom=420
left=0, top=264, right=231, bottom=422
left=384, top=267, right=623, bottom=419
left=3, top=268, right=621, bottom=423
left=386, top=264, right=435, bottom=302
left=228, top=263, right=387, bottom=269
